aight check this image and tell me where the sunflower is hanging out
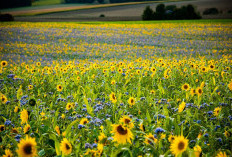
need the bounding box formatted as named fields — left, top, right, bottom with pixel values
left=128, top=97, right=135, bottom=106
left=20, top=109, right=28, bottom=124
left=178, top=101, right=186, bottom=113
left=17, top=135, right=37, bottom=157
left=57, top=85, right=63, bottom=92
left=60, top=138, right=72, bottom=155
left=181, top=83, right=190, bottom=91
left=190, top=88, right=196, bottom=96
left=144, top=133, right=158, bottom=145
left=111, top=80, right=116, bottom=85
left=119, top=116, right=134, bottom=128
left=28, top=85, right=33, bottom=90
left=228, top=80, right=232, bottom=91
left=66, top=103, right=74, bottom=110
left=213, top=107, right=221, bottom=117
left=24, top=124, right=31, bottom=134
left=109, top=92, right=117, bottom=104
left=170, top=135, right=188, bottom=156
left=193, top=145, right=202, bottom=157
left=1, top=94, right=8, bottom=104
left=216, top=151, right=228, bottom=157
left=139, top=123, right=145, bottom=132
left=3, top=149, right=13, bottom=157
left=1, top=61, right=8, bottom=67
left=201, top=66, right=208, bottom=72
left=55, top=125, right=61, bottom=135
left=0, top=125, right=5, bottom=132
left=196, top=87, right=203, bottom=96
left=36, top=62, right=41, bottom=66
left=111, top=124, right=133, bottom=144
left=168, top=135, right=175, bottom=143
left=80, top=118, right=89, bottom=125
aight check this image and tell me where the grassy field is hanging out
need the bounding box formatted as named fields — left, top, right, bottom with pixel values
left=0, top=20, right=232, bottom=157
left=32, top=0, right=62, bottom=6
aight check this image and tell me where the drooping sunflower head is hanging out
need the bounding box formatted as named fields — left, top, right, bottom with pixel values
left=170, top=135, right=189, bottom=156
left=60, top=138, right=72, bottom=155
left=119, top=116, right=134, bottom=129
left=20, top=109, right=29, bottom=124
left=111, top=124, right=133, bottom=144
left=66, top=103, right=74, bottom=110
left=178, top=101, right=186, bottom=113
left=80, top=118, right=89, bottom=125
left=17, top=135, right=37, bottom=157
left=24, top=123, right=31, bottom=134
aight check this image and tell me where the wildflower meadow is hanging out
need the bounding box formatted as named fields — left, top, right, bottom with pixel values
left=0, top=20, right=232, bottom=157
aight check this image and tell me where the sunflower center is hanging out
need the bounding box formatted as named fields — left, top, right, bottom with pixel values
left=112, top=94, right=116, bottom=100
left=117, top=125, right=128, bottom=135
left=2, top=97, right=5, bottom=101
left=131, top=99, right=134, bottom=103
left=83, top=121, right=87, bottom=124
left=178, top=141, right=185, bottom=150
left=184, top=85, right=188, bottom=89
left=65, top=143, right=70, bottom=150
left=59, top=86, right=62, bottom=89
left=198, top=89, right=202, bottom=93
left=23, top=144, right=32, bottom=154
left=0, top=126, right=4, bottom=131
left=3, top=62, right=6, bottom=66
left=125, top=119, right=130, bottom=124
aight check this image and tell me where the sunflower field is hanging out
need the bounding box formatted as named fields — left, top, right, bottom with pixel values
left=0, top=20, right=232, bottom=157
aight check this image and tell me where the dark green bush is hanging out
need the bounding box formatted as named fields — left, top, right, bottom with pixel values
left=203, top=8, right=219, bottom=15
left=142, top=6, right=154, bottom=20
left=0, top=14, right=14, bottom=21
left=142, top=4, right=201, bottom=20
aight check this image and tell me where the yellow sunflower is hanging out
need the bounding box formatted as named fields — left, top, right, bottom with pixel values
left=196, top=87, right=203, bottom=96
left=66, top=103, right=74, bottom=110
left=17, top=135, right=37, bottom=157
left=181, top=83, right=190, bottom=91
left=213, top=107, right=222, bottom=117
left=193, top=145, right=202, bottom=157
left=228, top=80, right=232, bottom=91
left=1, top=94, right=8, bottom=104
left=1, top=61, right=8, bottom=67
left=0, top=125, right=5, bottom=132
left=128, top=97, right=135, bottom=106
left=24, top=123, right=31, bottom=134
left=109, top=92, right=117, bottom=104
left=178, top=101, right=186, bottom=113
left=168, top=135, right=176, bottom=143
left=20, top=109, right=28, bottom=124
left=98, top=132, right=107, bottom=143
left=170, top=135, right=189, bottom=156
left=80, top=118, right=89, bottom=125
left=28, top=85, right=33, bottom=90
left=55, top=125, right=61, bottom=135
left=144, top=133, right=158, bottom=145
left=57, top=85, right=63, bottom=92
left=111, top=124, right=133, bottom=144
left=216, top=151, right=228, bottom=157
left=119, top=115, right=134, bottom=128
left=60, top=138, right=72, bottom=155
left=3, top=149, right=13, bottom=157
left=190, top=88, right=196, bottom=96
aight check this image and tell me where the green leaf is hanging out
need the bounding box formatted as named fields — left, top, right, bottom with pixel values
left=38, top=149, right=46, bottom=156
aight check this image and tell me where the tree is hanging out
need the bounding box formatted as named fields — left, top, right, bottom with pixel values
left=142, top=6, right=154, bottom=20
